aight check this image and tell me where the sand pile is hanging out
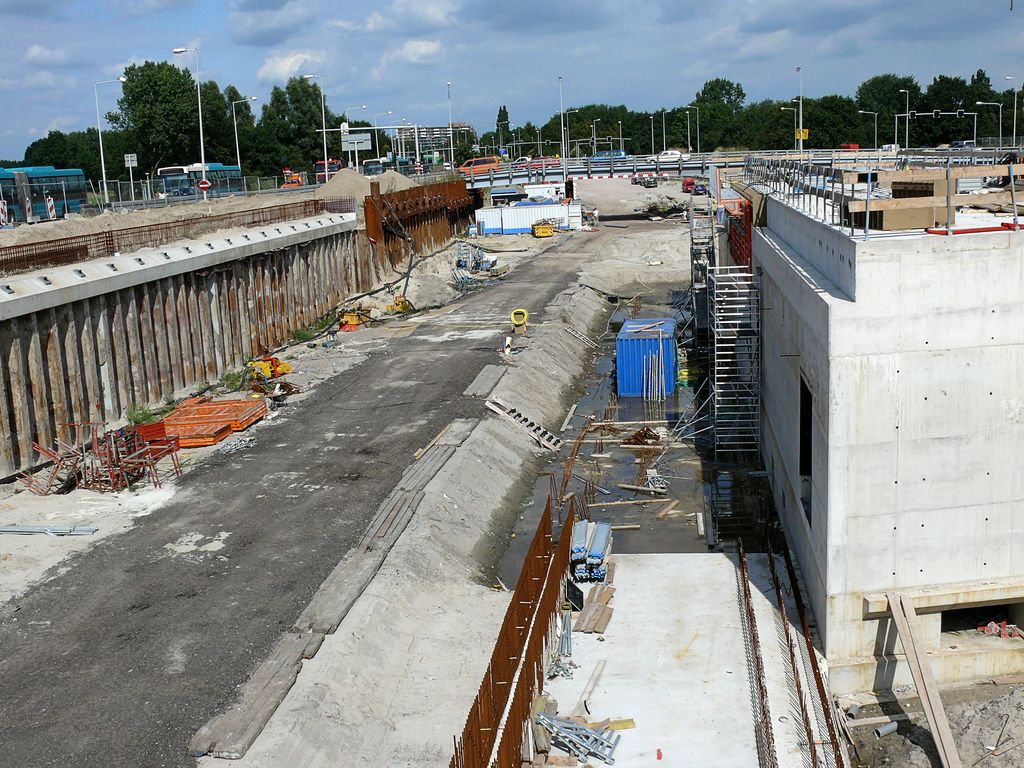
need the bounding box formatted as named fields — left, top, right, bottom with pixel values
left=377, top=170, right=417, bottom=193
left=314, top=169, right=371, bottom=199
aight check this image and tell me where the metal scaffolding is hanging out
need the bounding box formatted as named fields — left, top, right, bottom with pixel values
left=689, top=199, right=715, bottom=352
left=709, top=265, right=760, bottom=457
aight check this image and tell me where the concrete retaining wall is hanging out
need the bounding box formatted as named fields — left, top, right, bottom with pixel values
left=0, top=213, right=376, bottom=478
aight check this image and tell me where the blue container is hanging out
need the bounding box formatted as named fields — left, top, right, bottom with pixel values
left=615, top=318, right=678, bottom=397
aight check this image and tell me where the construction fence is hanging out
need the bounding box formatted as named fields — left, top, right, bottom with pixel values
left=450, top=497, right=576, bottom=768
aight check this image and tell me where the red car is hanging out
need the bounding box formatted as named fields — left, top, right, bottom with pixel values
left=682, top=177, right=696, bottom=193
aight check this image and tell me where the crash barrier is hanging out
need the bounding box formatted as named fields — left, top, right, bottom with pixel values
left=450, top=497, right=576, bottom=768
left=0, top=198, right=356, bottom=275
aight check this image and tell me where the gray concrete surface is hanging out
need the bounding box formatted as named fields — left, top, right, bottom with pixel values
left=0, top=231, right=597, bottom=767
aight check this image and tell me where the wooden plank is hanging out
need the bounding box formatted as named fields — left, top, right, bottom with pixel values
left=846, top=191, right=1014, bottom=213
left=189, top=631, right=322, bottom=758
left=593, top=605, right=613, bottom=633
left=463, top=364, right=507, bottom=398
left=571, top=660, right=606, bottom=717
left=656, top=500, right=679, bottom=520
left=611, top=524, right=640, bottom=531
left=414, top=423, right=450, bottom=460
left=618, top=483, right=666, bottom=495
left=592, top=500, right=656, bottom=508
left=886, top=593, right=963, bottom=768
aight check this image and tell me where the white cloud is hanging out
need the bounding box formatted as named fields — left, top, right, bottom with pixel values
left=390, top=0, right=458, bottom=26
left=328, top=18, right=358, bottom=30
left=372, top=39, right=443, bottom=80
left=24, top=45, right=68, bottom=66
left=25, top=71, right=60, bottom=89
left=365, top=11, right=392, bottom=31
left=230, top=0, right=319, bottom=45
left=256, top=49, right=326, bottom=83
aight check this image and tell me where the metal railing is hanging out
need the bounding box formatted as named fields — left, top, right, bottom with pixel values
left=450, top=496, right=575, bottom=768
left=0, top=198, right=356, bottom=275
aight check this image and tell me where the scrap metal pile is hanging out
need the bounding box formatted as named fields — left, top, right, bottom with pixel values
left=18, top=421, right=182, bottom=496
left=571, top=521, right=612, bottom=582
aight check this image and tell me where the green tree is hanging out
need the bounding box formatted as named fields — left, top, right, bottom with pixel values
left=250, top=77, right=339, bottom=175
left=199, top=81, right=235, bottom=167
left=223, top=84, right=259, bottom=173
left=855, top=73, right=920, bottom=147
left=111, top=61, right=200, bottom=174
left=691, top=78, right=747, bottom=150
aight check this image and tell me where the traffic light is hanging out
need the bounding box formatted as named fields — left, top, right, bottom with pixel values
left=909, top=110, right=917, bottom=120
left=933, top=109, right=941, bottom=119
left=956, top=109, right=965, bottom=119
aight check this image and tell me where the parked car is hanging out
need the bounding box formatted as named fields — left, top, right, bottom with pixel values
left=592, top=149, right=628, bottom=161
left=682, top=177, right=696, bottom=193
left=880, top=143, right=900, bottom=152
left=657, top=149, right=690, bottom=163
left=949, top=140, right=977, bottom=150
left=692, top=183, right=708, bottom=196
left=458, top=156, right=501, bottom=175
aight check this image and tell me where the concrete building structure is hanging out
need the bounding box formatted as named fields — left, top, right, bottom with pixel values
left=748, top=173, right=1024, bottom=693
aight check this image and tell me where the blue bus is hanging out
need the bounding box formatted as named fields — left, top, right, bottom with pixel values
left=155, top=163, right=244, bottom=197
left=0, top=166, right=88, bottom=224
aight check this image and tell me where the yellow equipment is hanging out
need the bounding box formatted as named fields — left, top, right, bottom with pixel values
left=532, top=222, right=554, bottom=238
left=247, top=356, right=292, bottom=381
left=386, top=294, right=413, bottom=313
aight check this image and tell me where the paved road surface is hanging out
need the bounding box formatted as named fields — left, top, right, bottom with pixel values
left=0, top=232, right=616, bottom=767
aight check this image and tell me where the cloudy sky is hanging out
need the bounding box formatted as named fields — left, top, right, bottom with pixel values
left=1, top=0, right=1023, bottom=160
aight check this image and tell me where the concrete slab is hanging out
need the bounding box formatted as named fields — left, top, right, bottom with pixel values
left=545, top=553, right=760, bottom=766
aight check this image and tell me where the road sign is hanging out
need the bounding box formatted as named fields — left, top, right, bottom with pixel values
left=340, top=122, right=349, bottom=134
left=124, top=153, right=138, bottom=168
left=197, top=178, right=211, bottom=192
left=341, top=132, right=372, bottom=151
left=795, top=128, right=809, bottom=140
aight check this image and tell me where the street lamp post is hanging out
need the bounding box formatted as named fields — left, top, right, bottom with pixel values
left=976, top=101, right=1004, bottom=148
left=662, top=109, right=667, bottom=152
left=618, top=120, right=623, bottom=151
left=231, top=96, right=258, bottom=173
left=591, top=118, right=601, bottom=154
left=1005, top=76, right=1020, bottom=147
left=558, top=76, right=567, bottom=181
left=94, top=76, right=126, bottom=207
left=858, top=110, right=878, bottom=149
left=686, top=110, right=691, bottom=152
left=899, top=88, right=910, bottom=148
left=446, top=81, right=454, bottom=168
left=372, top=110, right=392, bottom=161
left=686, top=104, right=700, bottom=155
left=303, top=74, right=330, bottom=182
left=497, top=119, right=509, bottom=156
left=782, top=107, right=797, bottom=150
left=172, top=47, right=207, bottom=200
left=649, top=115, right=654, bottom=154
left=796, top=66, right=804, bottom=153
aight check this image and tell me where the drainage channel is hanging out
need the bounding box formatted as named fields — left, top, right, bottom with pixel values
left=496, top=286, right=776, bottom=588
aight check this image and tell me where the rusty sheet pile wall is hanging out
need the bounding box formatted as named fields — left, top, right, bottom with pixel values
left=0, top=227, right=370, bottom=478
left=364, top=179, right=474, bottom=268
left=450, top=498, right=575, bottom=768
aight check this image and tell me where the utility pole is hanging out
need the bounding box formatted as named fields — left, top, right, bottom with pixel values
left=662, top=110, right=667, bottom=152
left=559, top=76, right=567, bottom=181
left=796, top=66, right=804, bottom=153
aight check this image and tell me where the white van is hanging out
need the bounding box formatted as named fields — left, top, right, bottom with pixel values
left=880, top=143, right=900, bottom=152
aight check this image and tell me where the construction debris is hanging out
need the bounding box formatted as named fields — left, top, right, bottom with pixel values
left=572, top=522, right=612, bottom=583
left=537, top=713, right=621, bottom=764
left=485, top=398, right=563, bottom=451
left=163, top=396, right=269, bottom=448
left=0, top=525, right=98, bottom=536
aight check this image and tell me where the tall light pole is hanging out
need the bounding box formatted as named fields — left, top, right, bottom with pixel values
left=686, top=110, right=691, bottom=152
left=796, top=66, right=804, bottom=153
left=686, top=104, right=700, bottom=155
left=661, top=109, right=667, bottom=152
left=858, top=109, right=878, bottom=149
left=649, top=115, right=654, bottom=154
left=173, top=47, right=207, bottom=200
left=372, top=110, right=392, bottom=160
left=446, top=81, right=455, bottom=167
left=899, top=88, right=910, bottom=148
left=94, top=75, right=126, bottom=207
left=497, top=119, right=509, bottom=156
left=591, top=118, right=601, bottom=154
left=618, top=120, right=623, bottom=151
left=976, top=101, right=1003, bottom=148
left=1005, top=76, right=1020, bottom=147
left=303, top=74, right=330, bottom=182
left=558, top=76, right=567, bottom=181
left=231, top=96, right=258, bottom=172
left=781, top=107, right=797, bottom=150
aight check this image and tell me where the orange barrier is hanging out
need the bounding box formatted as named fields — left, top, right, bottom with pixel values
left=163, top=397, right=269, bottom=447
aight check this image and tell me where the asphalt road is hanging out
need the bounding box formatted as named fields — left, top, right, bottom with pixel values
left=0, top=234, right=597, bottom=767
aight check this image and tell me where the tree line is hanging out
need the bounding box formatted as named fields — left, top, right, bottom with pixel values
left=5, top=66, right=1018, bottom=182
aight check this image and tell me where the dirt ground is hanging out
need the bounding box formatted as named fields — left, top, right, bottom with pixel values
left=849, top=678, right=1024, bottom=767
left=575, top=176, right=695, bottom=217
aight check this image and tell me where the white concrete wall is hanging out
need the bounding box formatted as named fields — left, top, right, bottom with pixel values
left=754, top=197, right=1024, bottom=691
